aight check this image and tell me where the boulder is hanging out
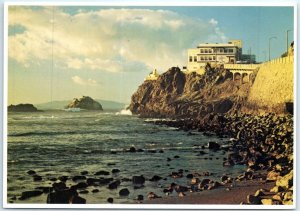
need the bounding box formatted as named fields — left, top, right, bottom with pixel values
left=208, top=142, right=220, bottom=150
left=107, top=198, right=114, bottom=203
left=19, top=190, right=43, bottom=200
left=261, top=199, right=273, bottom=205
left=132, top=175, right=145, bottom=184
left=94, top=170, right=110, bottom=176
left=119, top=188, right=130, bottom=196
left=149, top=175, right=162, bottom=182
left=276, top=170, right=293, bottom=189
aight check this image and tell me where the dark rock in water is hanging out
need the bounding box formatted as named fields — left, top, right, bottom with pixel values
left=72, top=175, right=86, bottom=182
left=108, top=180, right=121, bottom=189
left=33, top=175, right=42, bottom=182
left=94, top=170, right=110, bottom=176
left=128, top=147, right=136, bottom=153
left=65, top=96, right=103, bottom=110
left=119, top=188, right=130, bottom=196
left=107, top=197, right=114, bottom=203
left=73, top=182, right=88, bottom=189
left=47, top=189, right=78, bottom=204
left=148, top=149, right=157, bottom=153
left=186, top=174, right=193, bottom=179
left=35, top=186, right=53, bottom=193
left=58, top=176, right=68, bottom=182
left=92, top=189, right=99, bottom=193
left=149, top=175, right=162, bottom=182
left=10, top=196, right=17, bottom=200
left=81, top=171, right=89, bottom=175
left=247, top=194, right=261, bottom=204
left=174, top=155, right=180, bottom=159
left=159, top=150, right=164, bottom=153
left=136, top=194, right=144, bottom=201
left=167, top=158, right=172, bottom=162
left=52, top=182, right=67, bottom=191
left=8, top=104, right=38, bottom=112
left=208, top=142, right=220, bottom=150
left=107, top=163, right=116, bottom=166
left=132, top=175, right=145, bottom=184
left=27, top=170, right=36, bottom=175
left=221, top=175, right=229, bottom=182
left=79, top=190, right=89, bottom=194
left=199, top=179, right=211, bottom=188
left=148, top=192, right=160, bottom=200
left=49, top=177, right=57, bottom=182
left=72, top=196, right=86, bottom=204
left=19, top=190, right=43, bottom=200
left=174, top=185, right=188, bottom=193
left=112, top=169, right=120, bottom=174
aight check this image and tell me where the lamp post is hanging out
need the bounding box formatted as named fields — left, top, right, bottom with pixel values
left=268, top=36, right=277, bottom=61
left=286, top=29, right=292, bottom=55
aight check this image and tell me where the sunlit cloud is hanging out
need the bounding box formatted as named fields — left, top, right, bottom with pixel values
left=8, top=6, right=227, bottom=72
left=71, top=75, right=98, bottom=86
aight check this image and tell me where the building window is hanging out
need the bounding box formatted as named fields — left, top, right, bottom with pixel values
left=194, top=56, right=197, bottom=62
left=213, top=56, right=216, bottom=60
left=209, top=57, right=212, bottom=61
left=229, top=49, right=234, bottom=53
left=205, top=49, right=208, bottom=53
left=209, top=49, right=212, bottom=53
left=224, top=49, right=228, bottom=53
left=200, top=49, right=204, bottom=53
left=205, top=56, right=207, bottom=60
left=201, top=56, right=204, bottom=61
left=189, top=56, right=193, bottom=62
left=220, top=49, right=223, bottom=53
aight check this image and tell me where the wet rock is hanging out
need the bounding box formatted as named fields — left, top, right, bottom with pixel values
left=186, top=174, right=193, bottom=179
left=49, top=178, right=57, bottom=182
left=221, top=175, right=228, bottom=182
left=107, top=197, right=114, bottom=203
left=47, top=189, right=78, bottom=204
left=81, top=171, right=89, bottom=175
left=167, top=158, right=172, bottom=162
left=170, top=172, right=183, bottom=178
left=112, top=169, right=120, bottom=174
left=52, top=182, right=67, bottom=191
left=79, top=190, right=89, bottom=194
left=92, top=189, right=99, bottom=193
left=58, top=176, right=68, bottom=182
left=72, top=175, right=86, bottom=182
left=132, top=175, right=145, bottom=184
left=247, top=194, right=261, bottom=204
left=72, top=196, right=86, bottom=204
left=33, top=175, right=42, bottom=182
left=73, top=182, right=88, bottom=189
left=148, top=149, right=157, bottom=153
left=149, top=175, right=162, bottom=182
left=136, top=194, right=144, bottom=201
left=174, top=185, right=188, bottom=193
left=19, top=190, right=43, bottom=200
left=94, top=170, right=110, bottom=176
left=128, top=147, right=136, bottom=152
left=159, top=150, right=164, bottom=153
left=174, top=155, right=180, bottom=159
left=199, top=179, right=210, bottom=188
left=108, top=180, right=120, bottom=189
left=148, top=192, right=160, bottom=200
left=191, top=178, right=200, bottom=185
left=208, top=142, right=220, bottom=150
left=119, top=188, right=130, bottom=196
left=27, top=170, right=36, bottom=175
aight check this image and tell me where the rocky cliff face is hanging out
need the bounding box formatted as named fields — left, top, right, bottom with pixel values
left=129, top=66, right=253, bottom=118
left=8, top=104, right=39, bottom=112
left=66, top=96, right=103, bottom=110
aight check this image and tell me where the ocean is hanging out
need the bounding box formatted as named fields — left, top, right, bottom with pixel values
left=7, top=110, right=246, bottom=204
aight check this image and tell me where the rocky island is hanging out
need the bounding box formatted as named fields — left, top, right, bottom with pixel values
left=8, top=104, right=39, bottom=112
left=65, top=96, right=103, bottom=111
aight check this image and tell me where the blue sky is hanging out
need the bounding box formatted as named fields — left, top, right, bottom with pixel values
left=8, top=6, right=294, bottom=105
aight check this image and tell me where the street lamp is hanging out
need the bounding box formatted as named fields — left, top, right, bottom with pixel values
left=286, top=29, right=293, bottom=54
left=268, top=36, right=277, bottom=61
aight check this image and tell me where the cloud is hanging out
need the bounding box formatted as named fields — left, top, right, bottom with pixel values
left=71, top=75, right=98, bottom=86
left=8, top=7, right=227, bottom=73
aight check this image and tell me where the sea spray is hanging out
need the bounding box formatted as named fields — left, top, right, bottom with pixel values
left=116, top=108, right=132, bottom=115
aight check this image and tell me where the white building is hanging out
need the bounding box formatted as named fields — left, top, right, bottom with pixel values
left=186, top=40, right=243, bottom=74
left=145, top=69, right=159, bottom=81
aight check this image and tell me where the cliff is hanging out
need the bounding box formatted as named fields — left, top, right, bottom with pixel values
left=129, top=66, right=252, bottom=118
left=65, top=96, right=103, bottom=110
left=129, top=59, right=293, bottom=118
left=8, top=104, right=39, bottom=112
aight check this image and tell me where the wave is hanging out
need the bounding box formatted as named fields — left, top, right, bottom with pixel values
left=115, top=108, right=132, bottom=116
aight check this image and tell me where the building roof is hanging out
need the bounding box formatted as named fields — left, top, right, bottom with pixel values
left=197, top=43, right=238, bottom=48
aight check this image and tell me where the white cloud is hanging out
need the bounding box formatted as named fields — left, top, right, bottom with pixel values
left=8, top=7, right=227, bottom=73
left=71, top=75, right=98, bottom=86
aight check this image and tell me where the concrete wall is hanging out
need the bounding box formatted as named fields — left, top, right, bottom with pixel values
left=247, top=56, right=294, bottom=113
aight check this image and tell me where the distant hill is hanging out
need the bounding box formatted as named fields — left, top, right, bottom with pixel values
left=35, top=99, right=126, bottom=111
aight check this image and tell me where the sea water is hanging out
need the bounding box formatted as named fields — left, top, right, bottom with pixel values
left=7, top=110, right=246, bottom=204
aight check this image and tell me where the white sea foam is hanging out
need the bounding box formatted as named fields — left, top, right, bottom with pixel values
left=115, top=108, right=132, bottom=116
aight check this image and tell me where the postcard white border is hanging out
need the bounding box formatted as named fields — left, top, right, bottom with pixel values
left=2, top=0, right=298, bottom=209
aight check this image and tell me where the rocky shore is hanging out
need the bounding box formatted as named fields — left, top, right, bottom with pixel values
left=146, top=113, right=293, bottom=205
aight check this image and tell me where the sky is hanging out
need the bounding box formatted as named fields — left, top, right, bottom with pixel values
left=8, top=6, right=294, bottom=105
